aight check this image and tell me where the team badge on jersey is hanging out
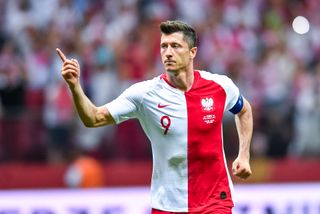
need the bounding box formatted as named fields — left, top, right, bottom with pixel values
left=201, top=97, right=216, bottom=124
left=201, top=97, right=214, bottom=112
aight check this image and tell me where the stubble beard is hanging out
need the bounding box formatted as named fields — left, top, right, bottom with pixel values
left=166, top=68, right=180, bottom=76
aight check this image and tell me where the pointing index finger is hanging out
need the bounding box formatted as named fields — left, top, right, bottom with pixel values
left=56, top=48, right=67, bottom=62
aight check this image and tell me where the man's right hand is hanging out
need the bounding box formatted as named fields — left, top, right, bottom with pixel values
left=56, top=48, right=80, bottom=87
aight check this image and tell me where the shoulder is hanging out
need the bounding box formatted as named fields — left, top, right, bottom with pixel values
left=128, top=78, right=157, bottom=90
left=120, top=76, right=161, bottom=98
left=197, top=70, right=235, bottom=86
left=197, top=71, right=241, bottom=110
left=198, top=70, right=230, bottom=81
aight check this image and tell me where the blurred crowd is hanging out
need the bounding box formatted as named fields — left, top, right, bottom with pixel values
left=0, top=0, right=319, bottom=164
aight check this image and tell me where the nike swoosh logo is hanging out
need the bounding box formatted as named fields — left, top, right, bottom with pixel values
left=157, top=103, right=170, bottom=108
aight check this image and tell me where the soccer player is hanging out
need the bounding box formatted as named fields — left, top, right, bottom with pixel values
left=57, top=20, right=253, bottom=214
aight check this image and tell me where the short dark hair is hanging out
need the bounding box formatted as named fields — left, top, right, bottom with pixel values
left=160, top=20, right=197, bottom=48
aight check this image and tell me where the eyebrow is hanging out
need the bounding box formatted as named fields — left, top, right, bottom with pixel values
left=160, top=41, right=183, bottom=46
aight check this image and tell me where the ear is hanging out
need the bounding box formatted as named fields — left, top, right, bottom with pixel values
left=190, top=47, right=197, bottom=59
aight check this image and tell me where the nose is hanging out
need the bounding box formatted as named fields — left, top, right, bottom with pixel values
left=164, top=46, right=173, bottom=58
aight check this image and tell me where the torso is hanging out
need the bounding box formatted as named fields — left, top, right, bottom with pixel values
left=106, top=70, right=239, bottom=212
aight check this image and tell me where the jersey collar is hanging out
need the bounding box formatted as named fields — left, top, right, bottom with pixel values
left=160, top=70, right=200, bottom=92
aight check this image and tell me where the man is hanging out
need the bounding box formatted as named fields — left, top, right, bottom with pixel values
left=57, top=20, right=253, bottom=214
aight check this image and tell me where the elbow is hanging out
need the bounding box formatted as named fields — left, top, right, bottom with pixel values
left=81, top=115, right=99, bottom=127
left=81, top=107, right=102, bottom=127
left=82, top=120, right=96, bottom=128
left=82, top=116, right=112, bottom=128
left=80, top=106, right=113, bottom=127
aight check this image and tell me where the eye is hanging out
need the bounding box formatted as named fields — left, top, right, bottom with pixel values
left=171, top=43, right=182, bottom=49
left=161, top=44, right=167, bottom=49
left=172, top=43, right=180, bottom=48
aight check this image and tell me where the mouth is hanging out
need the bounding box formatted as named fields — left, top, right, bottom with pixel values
left=164, top=60, right=176, bottom=64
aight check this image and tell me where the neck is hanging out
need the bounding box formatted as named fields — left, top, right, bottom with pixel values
left=166, top=68, right=194, bottom=92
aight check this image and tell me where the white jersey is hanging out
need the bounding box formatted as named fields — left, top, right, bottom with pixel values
left=106, top=70, right=241, bottom=212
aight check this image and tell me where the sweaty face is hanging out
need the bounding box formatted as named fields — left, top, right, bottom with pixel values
left=160, top=32, right=196, bottom=73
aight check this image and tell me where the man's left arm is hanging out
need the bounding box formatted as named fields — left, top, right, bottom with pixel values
left=232, top=97, right=253, bottom=179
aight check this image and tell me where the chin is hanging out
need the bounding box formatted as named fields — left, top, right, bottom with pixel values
left=166, top=68, right=175, bottom=72
left=165, top=65, right=175, bottom=71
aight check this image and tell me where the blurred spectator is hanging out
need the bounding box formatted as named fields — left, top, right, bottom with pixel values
left=289, top=62, right=320, bottom=157
left=44, top=80, right=75, bottom=163
left=0, top=40, right=28, bottom=160
left=64, top=155, right=105, bottom=188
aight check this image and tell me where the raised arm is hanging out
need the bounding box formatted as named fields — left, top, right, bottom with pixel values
left=56, top=48, right=115, bottom=127
left=232, top=97, right=253, bottom=179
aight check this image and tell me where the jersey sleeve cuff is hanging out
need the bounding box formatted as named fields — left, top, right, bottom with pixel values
left=104, top=103, right=120, bottom=124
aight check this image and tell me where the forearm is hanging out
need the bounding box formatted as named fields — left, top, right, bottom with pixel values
left=69, top=83, right=112, bottom=127
left=235, top=98, right=253, bottom=160
left=69, top=83, right=96, bottom=126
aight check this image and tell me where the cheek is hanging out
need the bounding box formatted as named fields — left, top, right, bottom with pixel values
left=160, top=53, right=166, bottom=61
left=180, top=53, right=190, bottom=63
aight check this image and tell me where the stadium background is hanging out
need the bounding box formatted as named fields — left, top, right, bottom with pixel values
left=0, top=0, right=319, bottom=213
